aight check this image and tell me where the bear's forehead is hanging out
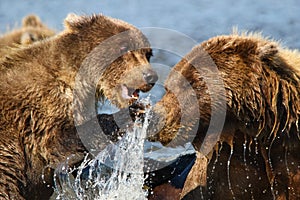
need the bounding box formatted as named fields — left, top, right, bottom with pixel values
left=65, top=14, right=150, bottom=47
left=65, top=14, right=134, bottom=32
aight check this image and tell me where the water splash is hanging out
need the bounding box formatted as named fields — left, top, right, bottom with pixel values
left=53, top=98, right=151, bottom=200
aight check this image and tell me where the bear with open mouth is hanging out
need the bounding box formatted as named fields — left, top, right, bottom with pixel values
left=0, top=13, right=157, bottom=200
left=146, top=32, right=300, bottom=200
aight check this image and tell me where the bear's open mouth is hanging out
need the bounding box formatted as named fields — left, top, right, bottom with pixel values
left=121, top=84, right=140, bottom=102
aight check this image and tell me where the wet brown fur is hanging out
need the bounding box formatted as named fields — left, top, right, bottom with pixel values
left=0, top=14, right=154, bottom=199
left=150, top=33, right=300, bottom=199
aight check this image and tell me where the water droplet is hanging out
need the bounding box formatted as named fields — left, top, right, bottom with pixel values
left=170, top=168, right=176, bottom=174
left=254, top=137, right=259, bottom=155
left=227, top=146, right=235, bottom=199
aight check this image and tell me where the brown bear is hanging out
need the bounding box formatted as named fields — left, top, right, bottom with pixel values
left=0, top=15, right=55, bottom=57
left=0, top=13, right=157, bottom=200
left=146, top=33, right=300, bottom=200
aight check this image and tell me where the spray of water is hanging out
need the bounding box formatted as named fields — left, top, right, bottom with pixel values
left=52, top=98, right=151, bottom=200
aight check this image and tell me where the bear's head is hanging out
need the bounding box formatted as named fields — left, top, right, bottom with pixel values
left=147, top=34, right=300, bottom=152
left=0, top=14, right=55, bottom=47
left=20, top=15, right=55, bottom=45
left=59, top=14, right=158, bottom=124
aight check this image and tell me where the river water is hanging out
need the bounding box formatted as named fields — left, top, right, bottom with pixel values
left=1, top=0, right=299, bottom=50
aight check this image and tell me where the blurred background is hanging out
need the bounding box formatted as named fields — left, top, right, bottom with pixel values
left=1, top=0, right=298, bottom=103
left=1, top=0, right=299, bottom=49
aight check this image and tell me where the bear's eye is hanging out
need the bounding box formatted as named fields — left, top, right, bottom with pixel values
left=120, top=46, right=129, bottom=54
left=146, top=50, right=153, bottom=61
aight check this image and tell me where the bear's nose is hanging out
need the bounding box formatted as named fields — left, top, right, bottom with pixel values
left=143, top=69, right=158, bottom=85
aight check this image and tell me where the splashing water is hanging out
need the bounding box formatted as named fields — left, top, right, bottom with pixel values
left=52, top=98, right=152, bottom=200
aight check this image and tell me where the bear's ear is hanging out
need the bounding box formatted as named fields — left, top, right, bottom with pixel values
left=257, top=42, right=279, bottom=60
left=22, top=15, right=44, bottom=28
left=64, top=13, right=85, bottom=30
